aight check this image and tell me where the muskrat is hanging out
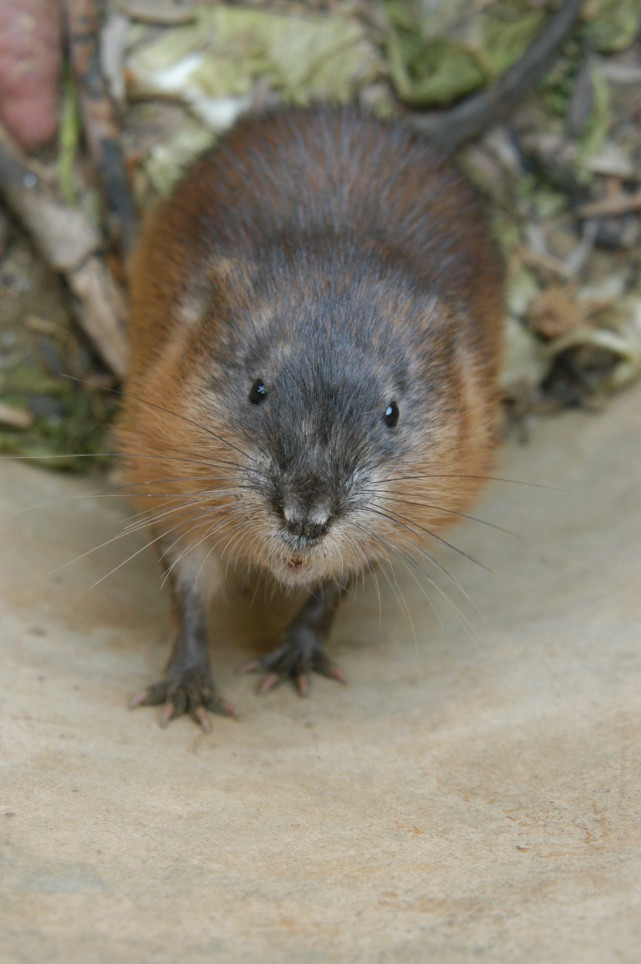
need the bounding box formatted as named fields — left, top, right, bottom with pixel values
left=118, top=106, right=504, bottom=731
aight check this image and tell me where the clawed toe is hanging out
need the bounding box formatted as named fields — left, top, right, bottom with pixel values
left=242, top=635, right=345, bottom=697
left=130, top=668, right=236, bottom=731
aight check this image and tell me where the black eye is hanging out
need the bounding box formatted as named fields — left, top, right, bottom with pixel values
left=249, top=379, right=267, bottom=404
left=383, top=401, right=399, bottom=428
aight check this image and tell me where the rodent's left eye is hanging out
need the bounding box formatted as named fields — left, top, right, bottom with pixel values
left=383, top=401, right=399, bottom=428
left=249, top=379, right=267, bottom=404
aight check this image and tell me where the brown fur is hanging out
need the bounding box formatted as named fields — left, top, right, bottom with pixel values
left=118, top=106, right=504, bottom=725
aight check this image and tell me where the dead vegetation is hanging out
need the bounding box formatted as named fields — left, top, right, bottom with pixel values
left=0, top=0, right=639, bottom=464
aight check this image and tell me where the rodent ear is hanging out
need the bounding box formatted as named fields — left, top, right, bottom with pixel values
left=208, top=254, right=262, bottom=309
left=208, top=255, right=241, bottom=284
left=175, top=254, right=258, bottom=328
left=210, top=254, right=260, bottom=287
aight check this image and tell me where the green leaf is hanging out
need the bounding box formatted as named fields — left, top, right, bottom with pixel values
left=584, top=0, right=640, bottom=53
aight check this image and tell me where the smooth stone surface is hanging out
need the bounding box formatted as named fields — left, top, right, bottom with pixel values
left=1, top=384, right=640, bottom=962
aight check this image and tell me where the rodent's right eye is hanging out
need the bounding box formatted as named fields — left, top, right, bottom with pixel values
left=249, top=379, right=268, bottom=404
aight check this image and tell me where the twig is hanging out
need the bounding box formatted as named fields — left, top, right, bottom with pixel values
left=117, top=0, right=198, bottom=25
left=0, top=123, right=128, bottom=378
left=411, top=0, right=584, bottom=152
left=575, top=190, right=641, bottom=219
left=62, top=0, right=137, bottom=256
left=0, top=402, right=33, bottom=429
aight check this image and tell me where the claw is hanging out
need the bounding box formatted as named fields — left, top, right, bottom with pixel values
left=193, top=706, right=211, bottom=733
left=240, top=659, right=260, bottom=675
left=160, top=702, right=175, bottom=728
left=259, top=671, right=280, bottom=695
left=130, top=668, right=234, bottom=731
left=218, top=698, right=239, bottom=720
left=243, top=635, right=345, bottom=698
left=327, top=665, right=347, bottom=685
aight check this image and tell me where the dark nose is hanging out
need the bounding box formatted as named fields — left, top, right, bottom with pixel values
left=282, top=508, right=331, bottom=543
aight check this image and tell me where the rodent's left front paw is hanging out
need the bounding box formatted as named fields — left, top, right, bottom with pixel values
left=243, top=624, right=346, bottom=697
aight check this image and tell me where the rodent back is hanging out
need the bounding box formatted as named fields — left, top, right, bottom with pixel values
left=128, top=107, right=502, bottom=380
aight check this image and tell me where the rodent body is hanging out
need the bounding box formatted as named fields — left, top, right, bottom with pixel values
left=119, top=106, right=504, bottom=728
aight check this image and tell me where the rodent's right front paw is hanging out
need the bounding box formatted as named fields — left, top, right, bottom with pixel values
left=130, top=667, right=237, bottom=732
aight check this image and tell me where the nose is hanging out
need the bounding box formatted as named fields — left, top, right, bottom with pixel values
left=282, top=506, right=331, bottom=543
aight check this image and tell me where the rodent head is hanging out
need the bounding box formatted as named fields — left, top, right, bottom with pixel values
left=164, top=246, right=498, bottom=589
left=226, top=333, right=407, bottom=586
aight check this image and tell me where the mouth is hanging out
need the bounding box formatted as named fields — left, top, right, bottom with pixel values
left=275, top=552, right=317, bottom=583
left=273, top=523, right=334, bottom=582
left=278, top=530, right=323, bottom=575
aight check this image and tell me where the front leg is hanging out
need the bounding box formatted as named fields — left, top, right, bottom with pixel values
left=131, top=551, right=236, bottom=732
left=245, top=580, right=348, bottom=696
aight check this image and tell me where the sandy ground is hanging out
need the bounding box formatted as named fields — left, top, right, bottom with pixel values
left=1, top=382, right=640, bottom=962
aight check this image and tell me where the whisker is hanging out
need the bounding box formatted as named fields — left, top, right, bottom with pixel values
left=165, top=521, right=231, bottom=590
left=368, top=503, right=505, bottom=581
left=62, top=374, right=261, bottom=467
left=368, top=561, right=383, bottom=628
left=90, top=505, right=247, bottom=591
left=118, top=471, right=247, bottom=489
left=349, top=522, right=385, bottom=628
left=115, top=478, right=256, bottom=531
left=220, top=518, right=261, bottom=580
left=349, top=518, right=417, bottom=642
left=51, top=498, right=237, bottom=574
left=398, top=550, right=485, bottom=644
left=353, top=520, right=434, bottom=642
left=370, top=471, right=562, bottom=491
left=380, top=558, right=417, bottom=649
left=90, top=523, right=187, bottom=588
left=195, top=522, right=239, bottom=589
left=411, top=544, right=492, bottom=636
left=120, top=495, right=223, bottom=536
left=1, top=478, right=250, bottom=527
left=362, top=505, right=494, bottom=633
left=394, top=553, right=447, bottom=637
left=158, top=517, right=220, bottom=588
left=2, top=451, right=250, bottom=472
left=354, top=517, right=485, bottom=644
left=166, top=512, right=249, bottom=588
left=361, top=490, right=521, bottom=540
